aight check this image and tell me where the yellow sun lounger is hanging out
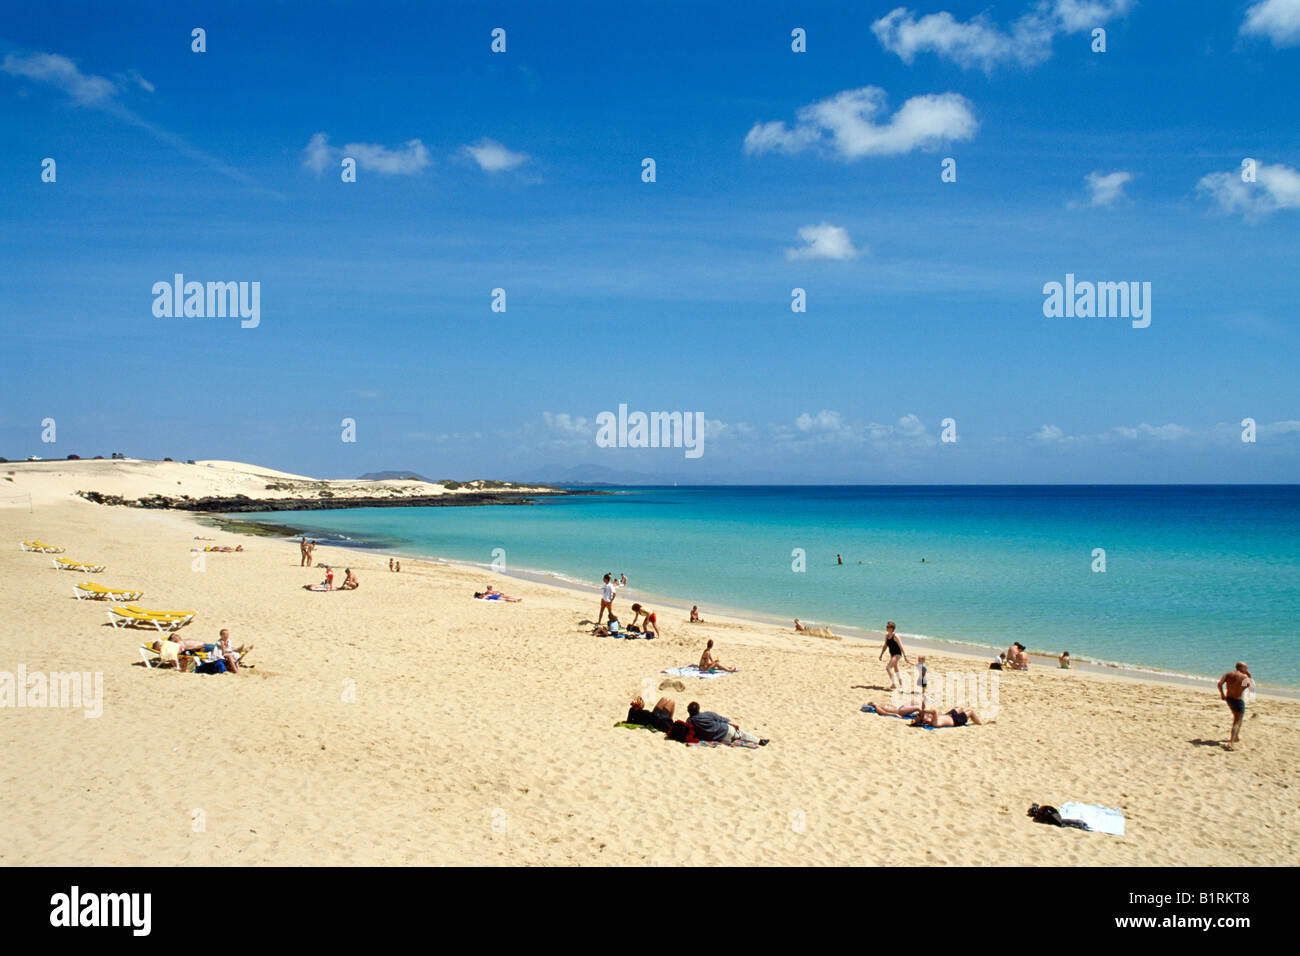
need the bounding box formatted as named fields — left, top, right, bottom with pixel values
left=108, top=606, right=195, bottom=631
left=54, top=558, right=106, bottom=573
left=21, top=540, right=66, bottom=553
left=74, top=582, right=144, bottom=602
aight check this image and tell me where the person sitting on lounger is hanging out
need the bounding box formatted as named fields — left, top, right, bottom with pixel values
left=699, top=639, right=736, bottom=672
left=629, top=603, right=658, bottom=639
left=340, top=568, right=359, bottom=590
left=911, top=705, right=988, bottom=727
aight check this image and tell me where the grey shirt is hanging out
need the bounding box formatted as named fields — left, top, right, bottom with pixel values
left=688, top=711, right=731, bottom=742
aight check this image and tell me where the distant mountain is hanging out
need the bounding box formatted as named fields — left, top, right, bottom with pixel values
left=358, top=470, right=436, bottom=482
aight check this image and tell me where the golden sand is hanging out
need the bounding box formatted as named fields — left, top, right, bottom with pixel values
left=1, top=463, right=1296, bottom=866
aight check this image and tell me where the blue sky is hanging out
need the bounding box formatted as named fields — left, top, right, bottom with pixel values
left=2, top=0, right=1298, bottom=483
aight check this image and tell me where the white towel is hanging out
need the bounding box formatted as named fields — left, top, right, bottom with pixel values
left=1059, top=802, right=1126, bottom=836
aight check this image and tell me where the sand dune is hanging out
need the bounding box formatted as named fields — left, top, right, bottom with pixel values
left=1, top=474, right=1296, bottom=866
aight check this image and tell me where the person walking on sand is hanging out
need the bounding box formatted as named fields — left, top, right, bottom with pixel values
left=879, top=622, right=909, bottom=689
left=1218, top=661, right=1255, bottom=745
left=597, top=573, right=617, bottom=625
left=699, top=639, right=736, bottom=672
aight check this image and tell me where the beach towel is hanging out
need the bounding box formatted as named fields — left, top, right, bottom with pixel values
left=1059, top=802, right=1126, bottom=836
left=693, top=739, right=761, bottom=749
left=304, top=584, right=337, bottom=592
left=613, top=721, right=660, bottom=732
left=661, top=666, right=735, bottom=679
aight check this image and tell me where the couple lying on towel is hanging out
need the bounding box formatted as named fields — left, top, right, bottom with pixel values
left=863, top=700, right=991, bottom=727
left=625, top=698, right=769, bottom=745
left=474, top=585, right=520, bottom=602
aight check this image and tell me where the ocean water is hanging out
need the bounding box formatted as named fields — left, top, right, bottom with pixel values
left=248, top=486, right=1300, bottom=687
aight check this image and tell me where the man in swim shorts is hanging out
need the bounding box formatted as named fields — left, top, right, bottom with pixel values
left=1217, top=661, right=1254, bottom=744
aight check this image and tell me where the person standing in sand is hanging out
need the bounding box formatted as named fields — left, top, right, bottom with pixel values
left=879, top=622, right=909, bottom=689
left=300, top=536, right=309, bottom=567
left=1217, top=662, right=1255, bottom=745
left=305, top=540, right=317, bottom=567
left=597, top=573, right=617, bottom=625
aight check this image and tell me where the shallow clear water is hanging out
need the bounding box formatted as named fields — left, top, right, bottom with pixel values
left=250, top=485, right=1300, bottom=687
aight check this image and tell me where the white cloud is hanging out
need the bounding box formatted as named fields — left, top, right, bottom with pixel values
left=872, top=1, right=1131, bottom=71
left=1114, top=424, right=1192, bottom=441
left=302, top=133, right=431, bottom=176
left=787, top=412, right=936, bottom=448
left=463, top=138, right=529, bottom=172
left=1241, top=0, right=1300, bottom=47
left=1084, top=169, right=1133, bottom=207
left=745, top=86, right=977, bottom=159
left=542, top=412, right=594, bottom=438
left=1197, top=162, right=1300, bottom=219
left=1032, top=424, right=1068, bottom=442
left=2, top=52, right=121, bottom=105
left=785, top=223, right=862, bottom=261
left=3, top=50, right=262, bottom=188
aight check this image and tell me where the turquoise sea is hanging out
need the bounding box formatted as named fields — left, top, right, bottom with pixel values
left=248, top=486, right=1300, bottom=688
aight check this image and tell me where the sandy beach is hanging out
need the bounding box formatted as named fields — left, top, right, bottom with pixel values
left=1, top=461, right=1296, bottom=867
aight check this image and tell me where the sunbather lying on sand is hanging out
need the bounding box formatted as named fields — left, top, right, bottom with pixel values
left=863, top=701, right=921, bottom=717
left=475, top=587, right=521, bottom=602
left=911, top=706, right=989, bottom=727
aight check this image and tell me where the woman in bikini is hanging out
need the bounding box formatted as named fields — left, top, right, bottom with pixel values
left=699, top=639, right=736, bottom=672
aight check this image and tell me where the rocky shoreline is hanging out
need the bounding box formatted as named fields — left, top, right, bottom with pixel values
left=75, top=488, right=604, bottom=513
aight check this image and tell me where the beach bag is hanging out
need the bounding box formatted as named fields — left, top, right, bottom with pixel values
left=195, top=659, right=227, bottom=675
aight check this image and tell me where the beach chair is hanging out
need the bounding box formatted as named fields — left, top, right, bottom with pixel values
left=109, top=606, right=195, bottom=631
left=21, top=540, right=65, bottom=553
left=74, top=582, right=144, bottom=602
left=54, top=557, right=106, bottom=573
